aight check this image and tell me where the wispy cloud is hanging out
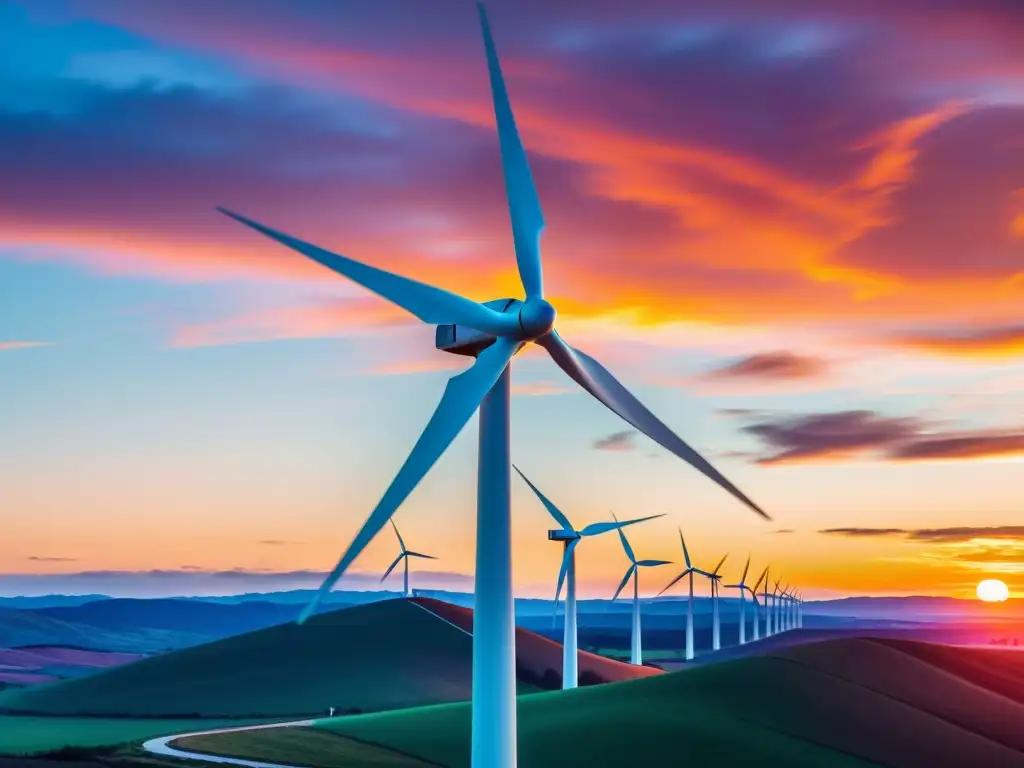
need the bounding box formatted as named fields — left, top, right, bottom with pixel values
left=0, top=341, right=51, bottom=351
left=512, top=380, right=572, bottom=396
left=702, top=351, right=829, bottom=381
left=592, top=430, right=636, bottom=452
left=25, top=555, right=78, bottom=563
left=891, top=324, right=1024, bottom=359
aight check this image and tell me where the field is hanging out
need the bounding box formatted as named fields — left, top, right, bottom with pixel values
left=0, top=716, right=274, bottom=755
left=178, top=637, right=1024, bottom=768
left=0, top=599, right=651, bottom=719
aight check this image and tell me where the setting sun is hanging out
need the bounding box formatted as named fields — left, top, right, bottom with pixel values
left=976, top=579, right=1010, bottom=603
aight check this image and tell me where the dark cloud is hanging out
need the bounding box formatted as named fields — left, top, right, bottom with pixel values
left=742, top=409, right=1024, bottom=465
left=592, top=430, right=636, bottom=451
left=702, top=351, right=828, bottom=381
left=741, top=410, right=920, bottom=465
left=820, top=526, right=1024, bottom=544
left=908, top=526, right=1024, bottom=543
left=771, top=529, right=796, bottom=534
left=26, top=556, right=78, bottom=562
left=819, top=528, right=907, bottom=537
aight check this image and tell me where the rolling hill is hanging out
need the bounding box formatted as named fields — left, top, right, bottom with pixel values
left=0, top=607, right=196, bottom=654
left=0, top=598, right=653, bottom=718
left=35, top=598, right=314, bottom=636
left=177, top=637, right=1024, bottom=768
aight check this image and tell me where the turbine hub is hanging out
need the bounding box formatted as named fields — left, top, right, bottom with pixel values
left=518, top=299, right=556, bottom=339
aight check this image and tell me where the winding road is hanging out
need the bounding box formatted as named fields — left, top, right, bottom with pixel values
left=141, top=720, right=315, bottom=768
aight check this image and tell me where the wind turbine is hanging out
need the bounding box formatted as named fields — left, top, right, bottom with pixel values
left=772, top=579, right=783, bottom=635
left=763, top=566, right=772, bottom=637
left=610, top=513, right=671, bottom=666
left=725, top=556, right=755, bottom=645
left=515, top=467, right=659, bottom=688
left=381, top=519, right=436, bottom=597
left=658, top=530, right=698, bottom=661
left=747, top=566, right=768, bottom=641
left=218, top=5, right=767, bottom=766
left=706, top=553, right=728, bottom=650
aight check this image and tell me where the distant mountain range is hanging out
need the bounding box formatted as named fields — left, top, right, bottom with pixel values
left=2, top=589, right=1021, bottom=656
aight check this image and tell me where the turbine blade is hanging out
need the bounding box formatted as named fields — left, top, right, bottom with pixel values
left=752, top=566, right=768, bottom=593
left=477, top=4, right=545, bottom=299
left=658, top=570, right=688, bottom=596
left=637, top=559, right=672, bottom=567
left=612, top=564, right=635, bottom=601
left=611, top=512, right=637, bottom=564
left=580, top=513, right=663, bottom=537
left=219, top=208, right=519, bottom=337
left=380, top=553, right=405, bottom=582
left=390, top=518, right=407, bottom=554
left=405, top=551, right=437, bottom=560
left=513, top=465, right=574, bottom=531
left=712, top=553, right=728, bottom=576
left=741, top=555, right=751, bottom=584
left=297, top=336, right=520, bottom=624
left=553, top=537, right=580, bottom=612
left=537, top=331, right=768, bottom=519
left=679, top=528, right=692, bottom=568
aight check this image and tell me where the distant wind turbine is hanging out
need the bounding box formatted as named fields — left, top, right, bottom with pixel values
left=747, top=566, right=768, bottom=641
left=514, top=466, right=660, bottom=688
left=706, top=553, right=728, bottom=650
left=381, top=519, right=436, bottom=597
left=658, top=530, right=698, bottom=660
left=610, top=513, right=670, bottom=666
left=772, top=579, right=783, bottom=635
left=725, top=556, right=763, bottom=645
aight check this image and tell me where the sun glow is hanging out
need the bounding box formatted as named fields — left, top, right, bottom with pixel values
left=977, top=579, right=1010, bottom=602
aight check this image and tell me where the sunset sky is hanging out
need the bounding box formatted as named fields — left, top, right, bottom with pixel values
left=2, top=0, right=1022, bottom=601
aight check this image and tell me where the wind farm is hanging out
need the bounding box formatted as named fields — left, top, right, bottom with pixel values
left=3, top=1, right=1023, bottom=768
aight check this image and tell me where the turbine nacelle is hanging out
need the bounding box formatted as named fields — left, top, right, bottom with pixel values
left=548, top=529, right=579, bottom=542
left=435, top=297, right=555, bottom=357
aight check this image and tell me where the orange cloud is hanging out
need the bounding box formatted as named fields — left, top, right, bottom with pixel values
left=0, top=341, right=51, bottom=351
left=892, top=325, right=1024, bottom=359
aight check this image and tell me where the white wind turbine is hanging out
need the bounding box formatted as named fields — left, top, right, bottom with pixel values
left=218, top=5, right=767, bottom=766
left=658, top=530, right=699, bottom=661
left=772, top=579, right=783, bottom=635
left=381, top=519, right=436, bottom=598
left=725, top=556, right=762, bottom=646
left=514, top=466, right=660, bottom=688
left=746, top=566, right=768, bottom=642
left=706, top=553, right=728, bottom=651
left=762, top=567, right=773, bottom=637
left=610, top=513, right=671, bottom=666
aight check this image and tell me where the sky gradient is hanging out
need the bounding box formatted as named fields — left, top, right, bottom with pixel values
left=2, top=0, right=1022, bottom=601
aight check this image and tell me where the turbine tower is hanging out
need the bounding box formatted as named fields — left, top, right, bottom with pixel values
left=658, top=530, right=699, bottom=661
left=725, top=556, right=752, bottom=645
left=381, top=519, right=436, bottom=597
left=515, top=467, right=659, bottom=687
left=218, top=6, right=767, bottom=767
left=763, top=566, right=772, bottom=637
left=610, top=513, right=670, bottom=666
left=772, top=579, right=783, bottom=634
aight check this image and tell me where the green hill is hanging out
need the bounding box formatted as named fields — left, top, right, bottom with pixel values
left=176, top=637, right=1024, bottom=768
left=0, top=598, right=651, bottom=719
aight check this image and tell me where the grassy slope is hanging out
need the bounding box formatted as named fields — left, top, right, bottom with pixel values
left=185, top=636, right=1024, bottom=768
left=0, top=716, right=273, bottom=756
left=0, top=600, right=568, bottom=719
left=0, top=600, right=479, bottom=717
left=178, top=728, right=435, bottom=768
